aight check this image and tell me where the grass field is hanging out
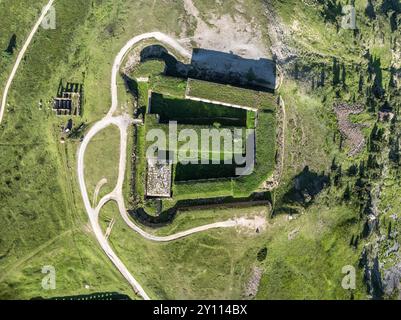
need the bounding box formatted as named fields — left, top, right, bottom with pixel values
left=145, top=120, right=248, bottom=156
left=271, top=0, right=394, bottom=67
left=0, top=0, right=144, bottom=299
left=0, top=1, right=47, bottom=91
left=100, top=197, right=367, bottom=299
left=233, top=110, right=277, bottom=197
left=102, top=201, right=269, bottom=299
left=84, top=125, right=120, bottom=203
left=256, top=204, right=366, bottom=299
left=131, top=60, right=166, bottom=79
left=150, top=76, right=187, bottom=98
left=145, top=205, right=269, bottom=236
left=132, top=124, right=147, bottom=206
left=173, top=178, right=234, bottom=200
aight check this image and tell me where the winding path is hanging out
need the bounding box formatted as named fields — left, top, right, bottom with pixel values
left=78, top=33, right=192, bottom=299
left=77, top=33, right=264, bottom=300
left=78, top=108, right=257, bottom=299
left=108, top=32, right=191, bottom=117
left=0, top=0, right=55, bottom=124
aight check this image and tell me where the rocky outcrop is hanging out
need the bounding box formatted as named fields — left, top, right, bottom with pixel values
left=360, top=247, right=384, bottom=299
left=383, top=263, right=401, bottom=297
left=244, top=266, right=263, bottom=299
left=333, top=103, right=366, bottom=156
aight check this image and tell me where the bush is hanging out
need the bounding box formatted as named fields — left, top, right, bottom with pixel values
left=257, top=247, right=268, bottom=262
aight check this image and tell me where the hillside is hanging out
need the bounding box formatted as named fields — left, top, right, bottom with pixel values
left=0, top=0, right=400, bottom=300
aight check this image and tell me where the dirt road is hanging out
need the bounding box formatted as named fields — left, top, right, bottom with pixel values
left=0, top=0, right=55, bottom=124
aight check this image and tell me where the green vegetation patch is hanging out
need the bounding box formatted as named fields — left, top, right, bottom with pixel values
left=0, top=0, right=141, bottom=299
left=84, top=125, right=120, bottom=202
left=105, top=202, right=271, bottom=299
left=187, top=79, right=276, bottom=110
left=150, top=76, right=187, bottom=98
left=257, top=206, right=365, bottom=300
left=233, top=110, right=277, bottom=197
left=137, top=82, right=149, bottom=114
left=131, top=60, right=166, bottom=79
left=173, top=178, right=234, bottom=200
left=145, top=116, right=247, bottom=156
left=134, top=125, right=147, bottom=203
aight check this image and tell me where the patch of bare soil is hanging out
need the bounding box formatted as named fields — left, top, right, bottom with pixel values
left=244, top=266, right=263, bottom=298
left=183, top=0, right=269, bottom=59
left=334, top=103, right=366, bottom=156
left=264, top=0, right=298, bottom=63
left=392, top=38, right=401, bottom=69
left=83, top=222, right=93, bottom=234
left=288, top=227, right=300, bottom=240
left=235, top=215, right=267, bottom=235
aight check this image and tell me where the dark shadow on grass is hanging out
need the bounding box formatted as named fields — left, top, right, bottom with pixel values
left=273, top=166, right=329, bottom=216
left=127, top=45, right=277, bottom=224
left=4, top=34, right=17, bottom=55
left=122, top=73, right=146, bottom=117
left=149, top=92, right=248, bottom=126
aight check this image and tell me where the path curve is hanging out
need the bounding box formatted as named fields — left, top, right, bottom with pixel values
left=0, top=0, right=55, bottom=124
left=94, top=192, right=239, bottom=242
left=77, top=32, right=269, bottom=299
left=108, top=32, right=191, bottom=117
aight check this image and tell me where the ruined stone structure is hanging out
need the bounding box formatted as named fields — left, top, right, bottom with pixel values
left=146, top=158, right=172, bottom=198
